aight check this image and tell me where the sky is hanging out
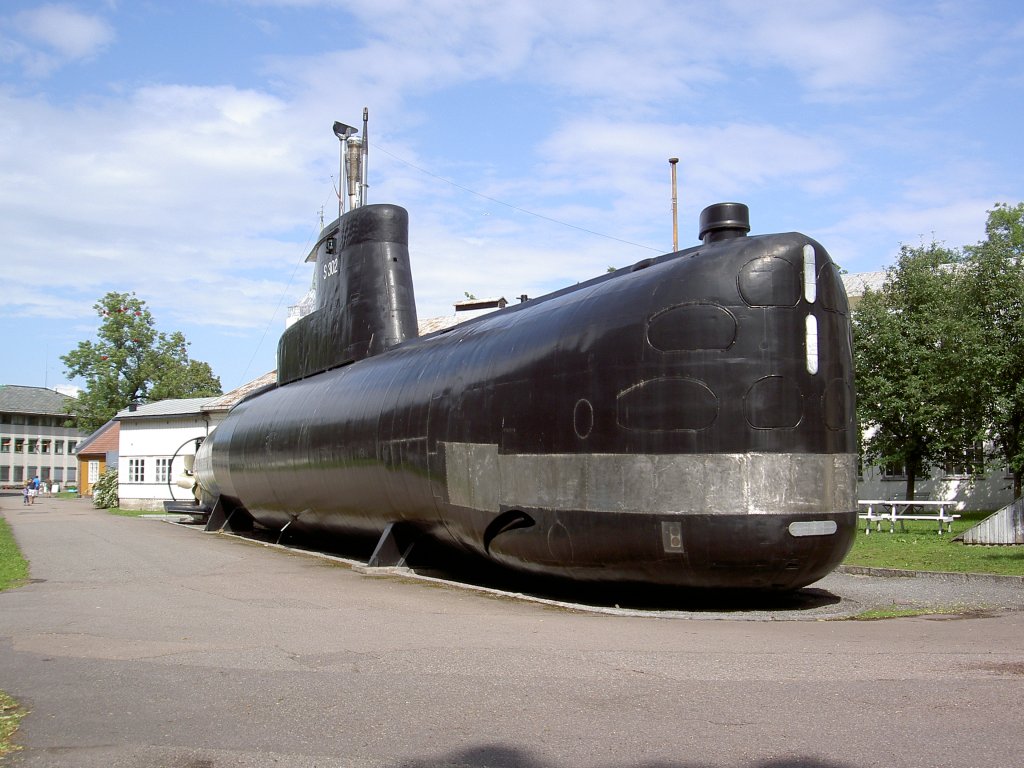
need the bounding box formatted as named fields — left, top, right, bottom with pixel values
left=2, top=0, right=1022, bottom=395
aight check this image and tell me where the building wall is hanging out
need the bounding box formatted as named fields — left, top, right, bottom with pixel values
left=857, top=463, right=1014, bottom=511
left=77, top=453, right=114, bottom=497
left=0, top=417, right=84, bottom=490
left=117, top=415, right=222, bottom=511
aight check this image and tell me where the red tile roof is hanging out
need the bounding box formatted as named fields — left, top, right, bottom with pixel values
left=75, top=420, right=120, bottom=456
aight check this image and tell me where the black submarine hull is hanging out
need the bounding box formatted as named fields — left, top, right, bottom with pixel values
left=195, top=203, right=858, bottom=590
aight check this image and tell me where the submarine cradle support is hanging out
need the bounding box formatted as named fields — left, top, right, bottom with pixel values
left=194, top=200, right=859, bottom=590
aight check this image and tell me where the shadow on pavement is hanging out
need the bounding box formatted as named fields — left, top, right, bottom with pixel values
left=390, top=744, right=858, bottom=768
left=214, top=523, right=842, bottom=614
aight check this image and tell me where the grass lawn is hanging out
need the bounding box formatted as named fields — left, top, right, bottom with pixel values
left=0, top=517, right=29, bottom=756
left=0, top=690, right=25, bottom=759
left=0, top=516, right=29, bottom=592
left=843, top=511, right=1024, bottom=576
left=106, top=507, right=154, bottom=517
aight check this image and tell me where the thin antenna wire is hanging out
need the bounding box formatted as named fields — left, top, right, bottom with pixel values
left=372, top=143, right=662, bottom=254
left=237, top=142, right=665, bottom=387
left=235, top=205, right=326, bottom=388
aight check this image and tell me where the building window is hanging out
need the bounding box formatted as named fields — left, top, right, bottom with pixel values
left=128, top=458, right=145, bottom=483
left=68, top=441, right=77, bottom=454
left=944, top=442, right=985, bottom=478
left=882, top=462, right=906, bottom=480
left=55, top=440, right=64, bottom=454
left=88, top=461, right=100, bottom=485
left=155, top=458, right=170, bottom=484
left=0, top=437, right=9, bottom=453
left=14, top=467, right=23, bottom=483
left=27, top=439, right=38, bottom=453
left=41, top=439, right=51, bottom=454
left=41, top=467, right=51, bottom=481
left=67, top=466, right=77, bottom=483
left=0, top=466, right=8, bottom=482
left=14, top=438, right=24, bottom=453
left=54, top=467, right=64, bottom=482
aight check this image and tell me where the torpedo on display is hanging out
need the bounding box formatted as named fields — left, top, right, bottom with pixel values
left=188, top=118, right=858, bottom=591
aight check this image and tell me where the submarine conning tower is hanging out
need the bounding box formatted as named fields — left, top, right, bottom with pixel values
left=277, top=204, right=418, bottom=384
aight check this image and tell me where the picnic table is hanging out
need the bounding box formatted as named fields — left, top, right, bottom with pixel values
left=857, top=499, right=962, bottom=535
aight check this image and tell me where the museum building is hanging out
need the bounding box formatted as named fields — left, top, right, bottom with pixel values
left=0, top=384, right=87, bottom=490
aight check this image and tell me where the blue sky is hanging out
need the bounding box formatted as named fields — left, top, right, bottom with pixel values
left=2, top=0, right=1022, bottom=394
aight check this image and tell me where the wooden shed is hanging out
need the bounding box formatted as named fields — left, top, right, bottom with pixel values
left=958, top=497, right=1024, bottom=545
left=74, top=419, right=120, bottom=497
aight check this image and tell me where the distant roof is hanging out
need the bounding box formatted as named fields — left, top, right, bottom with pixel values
left=418, top=315, right=464, bottom=335
left=419, top=297, right=511, bottom=335
left=0, top=385, right=76, bottom=416
left=75, top=419, right=120, bottom=456
left=203, top=371, right=278, bottom=412
left=454, top=297, right=507, bottom=311
left=115, top=396, right=219, bottom=420
left=842, top=270, right=887, bottom=297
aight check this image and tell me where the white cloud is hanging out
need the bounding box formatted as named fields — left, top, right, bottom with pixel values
left=534, top=117, right=845, bottom=213
left=2, top=0, right=1021, bottom=390
left=735, top=2, right=910, bottom=96
left=4, top=3, right=114, bottom=76
left=0, top=83, right=325, bottom=332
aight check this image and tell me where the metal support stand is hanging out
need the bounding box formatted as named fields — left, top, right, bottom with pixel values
left=204, top=497, right=254, bottom=533
left=367, top=522, right=418, bottom=568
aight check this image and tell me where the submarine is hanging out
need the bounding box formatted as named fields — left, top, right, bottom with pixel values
left=190, top=122, right=858, bottom=590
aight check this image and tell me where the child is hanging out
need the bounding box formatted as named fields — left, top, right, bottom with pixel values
left=23, top=483, right=30, bottom=505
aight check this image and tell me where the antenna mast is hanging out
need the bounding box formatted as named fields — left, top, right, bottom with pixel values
left=361, top=108, right=369, bottom=206
left=332, top=109, right=370, bottom=214
left=669, top=157, right=679, bottom=251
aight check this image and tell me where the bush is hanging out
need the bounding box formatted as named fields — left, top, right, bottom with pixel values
left=92, top=469, right=118, bottom=509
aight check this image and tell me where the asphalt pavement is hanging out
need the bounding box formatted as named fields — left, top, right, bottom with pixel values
left=2, top=494, right=1023, bottom=768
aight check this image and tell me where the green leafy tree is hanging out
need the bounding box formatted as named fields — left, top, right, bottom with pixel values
left=853, top=242, right=987, bottom=500
left=965, top=202, right=1024, bottom=498
left=62, top=292, right=222, bottom=433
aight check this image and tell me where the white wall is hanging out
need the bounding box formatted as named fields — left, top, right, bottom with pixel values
left=857, top=464, right=1014, bottom=511
left=117, top=414, right=225, bottom=511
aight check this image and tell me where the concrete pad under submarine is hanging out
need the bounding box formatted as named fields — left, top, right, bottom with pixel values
left=193, top=200, right=858, bottom=591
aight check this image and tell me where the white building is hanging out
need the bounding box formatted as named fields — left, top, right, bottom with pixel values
left=114, top=397, right=220, bottom=511
left=114, top=372, right=277, bottom=511
left=0, top=384, right=86, bottom=490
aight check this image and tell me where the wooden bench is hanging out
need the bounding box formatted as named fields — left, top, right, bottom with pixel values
left=857, top=499, right=962, bottom=535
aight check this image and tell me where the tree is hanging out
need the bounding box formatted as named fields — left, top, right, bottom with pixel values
left=62, top=292, right=222, bottom=433
left=965, top=203, right=1024, bottom=498
left=853, top=241, right=987, bottom=500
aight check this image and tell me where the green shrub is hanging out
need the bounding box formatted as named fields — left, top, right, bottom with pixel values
left=92, top=469, right=119, bottom=509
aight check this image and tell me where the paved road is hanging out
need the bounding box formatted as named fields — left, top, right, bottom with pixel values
left=2, top=495, right=1023, bottom=768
